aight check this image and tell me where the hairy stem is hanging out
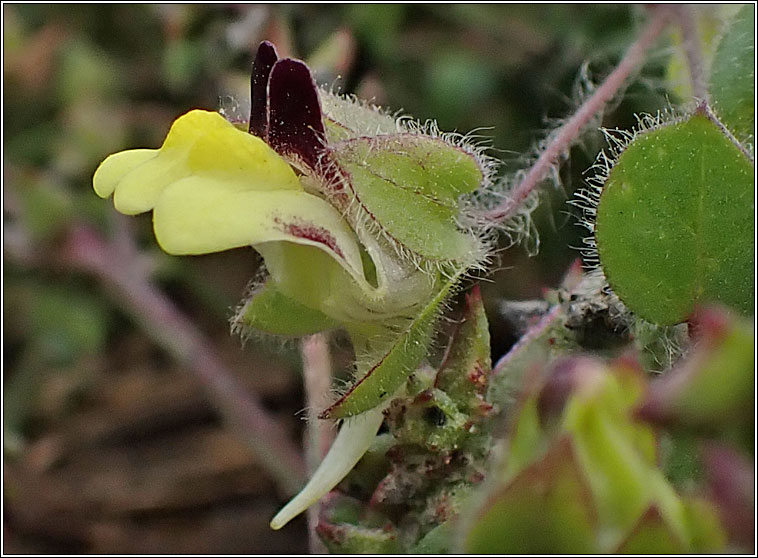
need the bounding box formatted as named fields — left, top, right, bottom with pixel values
left=482, top=6, right=672, bottom=223
left=301, top=334, right=335, bottom=553
left=674, top=5, right=709, bottom=102
left=7, top=221, right=307, bottom=495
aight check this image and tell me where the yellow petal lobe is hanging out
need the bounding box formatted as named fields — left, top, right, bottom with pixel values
left=92, top=109, right=301, bottom=215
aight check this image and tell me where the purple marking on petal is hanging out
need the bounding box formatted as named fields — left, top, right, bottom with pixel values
left=285, top=222, right=344, bottom=259
left=268, top=58, right=326, bottom=168
left=249, top=41, right=279, bottom=137
left=273, top=217, right=344, bottom=259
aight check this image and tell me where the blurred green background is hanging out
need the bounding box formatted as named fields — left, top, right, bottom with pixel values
left=4, top=4, right=673, bottom=553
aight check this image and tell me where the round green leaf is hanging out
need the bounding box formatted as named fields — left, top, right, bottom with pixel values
left=709, top=5, right=755, bottom=144
left=595, top=113, right=754, bottom=325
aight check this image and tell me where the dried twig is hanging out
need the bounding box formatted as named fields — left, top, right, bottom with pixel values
left=6, top=221, right=307, bottom=496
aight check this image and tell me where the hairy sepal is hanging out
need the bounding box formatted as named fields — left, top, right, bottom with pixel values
left=320, top=268, right=466, bottom=419
left=236, top=279, right=339, bottom=337
left=319, top=87, right=400, bottom=143
left=327, top=134, right=486, bottom=263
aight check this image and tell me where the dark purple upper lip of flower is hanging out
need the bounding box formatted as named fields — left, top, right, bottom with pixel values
left=249, top=41, right=327, bottom=170
left=248, top=41, right=278, bottom=138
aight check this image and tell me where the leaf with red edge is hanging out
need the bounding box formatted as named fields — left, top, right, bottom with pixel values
left=614, top=506, right=686, bottom=554
left=635, top=305, right=754, bottom=440
left=464, top=437, right=598, bottom=554
left=702, top=443, right=754, bottom=551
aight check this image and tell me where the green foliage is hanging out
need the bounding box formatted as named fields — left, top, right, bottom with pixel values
left=595, top=113, right=754, bottom=324
left=709, top=5, right=755, bottom=144
left=11, top=172, right=74, bottom=243
left=462, top=354, right=731, bottom=553
left=4, top=4, right=754, bottom=555
left=58, top=39, right=119, bottom=104
left=4, top=283, right=109, bottom=449
left=466, top=438, right=597, bottom=554
left=239, top=281, right=339, bottom=336
left=324, top=271, right=463, bottom=419
left=330, top=135, right=484, bottom=261
left=8, top=283, right=109, bottom=368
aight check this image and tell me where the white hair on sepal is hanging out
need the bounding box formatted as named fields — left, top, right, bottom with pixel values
left=400, top=117, right=506, bottom=269
left=313, top=86, right=503, bottom=276
left=319, top=85, right=402, bottom=137
left=230, top=265, right=337, bottom=352
left=231, top=264, right=268, bottom=342
left=317, top=153, right=492, bottom=281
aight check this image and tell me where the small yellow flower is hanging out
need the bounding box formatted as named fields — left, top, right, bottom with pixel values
left=94, top=109, right=367, bottom=279
left=93, top=41, right=494, bottom=531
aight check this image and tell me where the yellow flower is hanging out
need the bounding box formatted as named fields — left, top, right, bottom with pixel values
left=94, top=107, right=426, bottom=326
left=94, top=109, right=366, bottom=276
left=93, top=41, right=493, bottom=530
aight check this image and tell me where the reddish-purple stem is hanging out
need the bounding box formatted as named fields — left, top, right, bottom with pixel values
left=674, top=5, right=709, bottom=102
left=301, top=334, right=334, bottom=554
left=482, top=7, right=672, bottom=223
left=492, top=304, right=563, bottom=377
left=699, top=99, right=754, bottom=162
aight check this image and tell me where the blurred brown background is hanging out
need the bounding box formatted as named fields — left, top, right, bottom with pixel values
left=3, top=4, right=671, bottom=553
